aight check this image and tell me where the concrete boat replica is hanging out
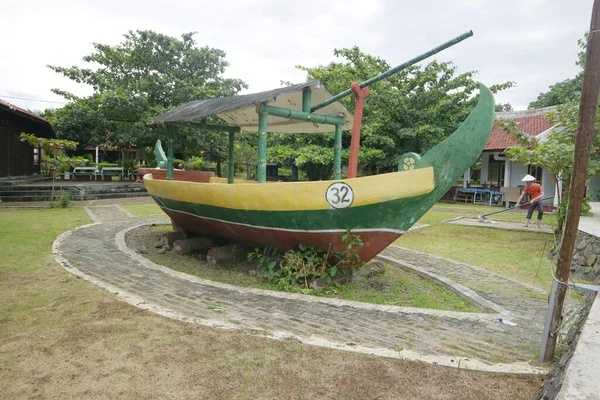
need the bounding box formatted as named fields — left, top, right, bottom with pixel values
left=143, top=32, right=495, bottom=263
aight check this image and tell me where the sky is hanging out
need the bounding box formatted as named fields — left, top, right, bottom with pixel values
left=0, top=0, right=594, bottom=113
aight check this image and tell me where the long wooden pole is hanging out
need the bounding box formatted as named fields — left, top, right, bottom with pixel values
left=310, top=31, right=473, bottom=113
left=542, top=0, right=600, bottom=362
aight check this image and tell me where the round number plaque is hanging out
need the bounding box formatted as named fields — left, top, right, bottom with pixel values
left=325, top=182, right=354, bottom=209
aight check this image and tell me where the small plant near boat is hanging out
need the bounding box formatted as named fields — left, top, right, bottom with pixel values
left=247, top=229, right=364, bottom=290
left=50, top=192, right=71, bottom=208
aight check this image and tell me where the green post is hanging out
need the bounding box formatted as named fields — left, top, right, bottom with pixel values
left=227, top=131, right=235, bottom=184
left=302, top=87, right=312, bottom=112
left=166, top=125, right=174, bottom=180
left=257, top=109, right=268, bottom=183
left=334, top=124, right=342, bottom=180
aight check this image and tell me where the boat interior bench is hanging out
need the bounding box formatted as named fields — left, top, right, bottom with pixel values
left=72, top=167, right=98, bottom=181
left=101, top=167, right=125, bottom=181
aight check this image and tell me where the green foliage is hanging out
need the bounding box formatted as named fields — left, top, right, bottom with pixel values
left=186, top=156, right=205, bottom=171
left=46, top=30, right=247, bottom=155
left=503, top=102, right=600, bottom=221
left=142, top=147, right=157, bottom=168
left=495, top=103, right=514, bottom=112
left=19, top=132, right=78, bottom=153
left=96, top=162, right=118, bottom=171
left=558, top=192, right=592, bottom=227
left=528, top=75, right=583, bottom=109
left=50, top=192, right=71, bottom=209
left=19, top=133, right=85, bottom=203
left=121, top=156, right=136, bottom=173
left=275, top=47, right=513, bottom=176
left=247, top=230, right=364, bottom=290
left=234, top=135, right=258, bottom=167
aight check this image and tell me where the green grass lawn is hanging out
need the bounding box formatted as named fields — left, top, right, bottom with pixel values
left=121, top=202, right=162, bottom=216
left=400, top=207, right=557, bottom=289
left=433, top=202, right=559, bottom=226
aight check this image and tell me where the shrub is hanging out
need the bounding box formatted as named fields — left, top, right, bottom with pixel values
left=96, top=162, right=118, bottom=171
left=143, top=147, right=157, bottom=168
left=51, top=192, right=71, bottom=208
left=247, top=230, right=364, bottom=290
left=558, top=192, right=592, bottom=227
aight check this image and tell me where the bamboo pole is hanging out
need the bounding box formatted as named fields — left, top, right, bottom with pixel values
left=333, top=124, right=343, bottom=179
left=166, top=125, right=174, bottom=180
left=541, top=0, right=600, bottom=362
left=257, top=110, right=268, bottom=183
left=227, top=131, right=235, bottom=184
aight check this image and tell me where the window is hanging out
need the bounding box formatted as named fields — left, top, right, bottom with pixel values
left=487, top=155, right=505, bottom=185
left=528, top=165, right=542, bottom=182
left=33, top=147, right=40, bottom=165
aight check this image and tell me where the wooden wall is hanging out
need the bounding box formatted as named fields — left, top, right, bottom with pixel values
left=0, top=108, right=53, bottom=177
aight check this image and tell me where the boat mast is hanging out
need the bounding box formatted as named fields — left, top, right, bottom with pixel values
left=311, top=31, right=474, bottom=178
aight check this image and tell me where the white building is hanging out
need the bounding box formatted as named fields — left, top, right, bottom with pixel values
left=477, top=107, right=561, bottom=209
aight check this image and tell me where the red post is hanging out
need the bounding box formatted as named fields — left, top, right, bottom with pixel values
left=347, top=82, right=369, bottom=179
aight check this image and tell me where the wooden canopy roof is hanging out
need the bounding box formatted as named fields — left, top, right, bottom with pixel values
left=150, top=81, right=354, bottom=134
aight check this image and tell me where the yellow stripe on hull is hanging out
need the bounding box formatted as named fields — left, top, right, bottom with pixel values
left=143, top=167, right=434, bottom=212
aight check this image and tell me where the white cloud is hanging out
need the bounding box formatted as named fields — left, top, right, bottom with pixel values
left=0, top=0, right=593, bottom=112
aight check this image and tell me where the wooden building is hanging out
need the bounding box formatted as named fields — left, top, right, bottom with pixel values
left=0, top=99, right=53, bottom=177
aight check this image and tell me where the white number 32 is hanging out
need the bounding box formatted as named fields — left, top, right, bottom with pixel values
left=326, top=182, right=354, bottom=209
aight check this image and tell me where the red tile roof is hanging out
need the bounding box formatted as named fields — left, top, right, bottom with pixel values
left=485, top=109, right=556, bottom=151
left=0, top=98, right=50, bottom=125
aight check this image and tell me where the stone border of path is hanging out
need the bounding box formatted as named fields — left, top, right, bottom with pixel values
left=52, top=220, right=549, bottom=375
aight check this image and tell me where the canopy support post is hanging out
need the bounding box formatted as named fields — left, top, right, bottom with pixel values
left=334, top=124, right=342, bottom=180
left=302, top=87, right=312, bottom=112
left=166, top=125, right=174, bottom=180
left=257, top=109, right=268, bottom=183
left=228, top=131, right=235, bottom=184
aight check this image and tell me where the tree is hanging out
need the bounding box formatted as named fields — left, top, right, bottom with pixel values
left=234, top=133, right=258, bottom=179
left=495, top=103, right=514, bottom=112
left=279, top=47, right=514, bottom=177
left=19, top=133, right=86, bottom=202
left=501, top=102, right=600, bottom=230
left=528, top=33, right=588, bottom=109
left=47, top=30, right=247, bottom=157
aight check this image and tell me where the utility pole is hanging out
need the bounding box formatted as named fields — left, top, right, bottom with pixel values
left=541, top=0, right=600, bottom=362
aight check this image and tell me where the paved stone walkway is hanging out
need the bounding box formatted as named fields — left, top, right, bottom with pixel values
left=446, top=217, right=554, bottom=234
left=53, top=212, right=558, bottom=374
left=84, top=205, right=134, bottom=222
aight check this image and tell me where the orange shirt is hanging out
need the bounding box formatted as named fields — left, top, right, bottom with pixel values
left=524, top=183, right=542, bottom=201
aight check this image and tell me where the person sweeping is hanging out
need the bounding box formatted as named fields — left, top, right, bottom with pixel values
left=515, top=174, right=544, bottom=228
